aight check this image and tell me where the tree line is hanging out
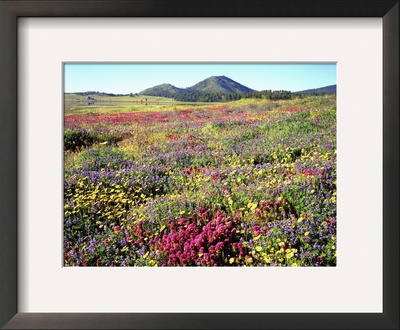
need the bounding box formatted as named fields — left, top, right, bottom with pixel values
left=173, top=90, right=298, bottom=102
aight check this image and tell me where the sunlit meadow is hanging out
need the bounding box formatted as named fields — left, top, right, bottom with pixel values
left=64, top=95, right=336, bottom=266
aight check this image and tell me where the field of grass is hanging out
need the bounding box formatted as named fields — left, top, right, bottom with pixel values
left=64, top=94, right=213, bottom=115
left=64, top=94, right=336, bottom=267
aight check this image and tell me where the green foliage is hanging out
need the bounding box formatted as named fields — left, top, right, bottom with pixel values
left=64, top=129, right=95, bottom=152
left=174, top=90, right=297, bottom=103
left=64, top=128, right=125, bottom=153
left=266, top=118, right=318, bottom=135
left=282, top=185, right=310, bottom=215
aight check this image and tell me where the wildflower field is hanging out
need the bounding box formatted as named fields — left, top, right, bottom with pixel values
left=64, top=94, right=336, bottom=267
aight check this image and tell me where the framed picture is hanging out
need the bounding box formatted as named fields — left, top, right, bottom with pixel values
left=1, top=1, right=398, bottom=329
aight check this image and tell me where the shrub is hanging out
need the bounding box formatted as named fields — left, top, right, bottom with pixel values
left=64, top=129, right=95, bottom=152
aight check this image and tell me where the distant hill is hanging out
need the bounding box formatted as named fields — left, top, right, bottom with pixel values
left=296, top=84, right=336, bottom=94
left=71, top=91, right=127, bottom=97
left=139, top=75, right=255, bottom=98
left=139, top=83, right=186, bottom=98
left=189, top=76, right=255, bottom=94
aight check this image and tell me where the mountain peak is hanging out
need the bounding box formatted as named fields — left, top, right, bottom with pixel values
left=139, top=75, right=255, bottom=98
left=189, top=76, right=255, bottom=94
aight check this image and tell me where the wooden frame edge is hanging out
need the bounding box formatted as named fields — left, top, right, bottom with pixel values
left=0, top=1, right=398, bottom=329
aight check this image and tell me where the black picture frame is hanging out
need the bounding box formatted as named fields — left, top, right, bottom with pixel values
left=0, top=1, right=398, bottom=329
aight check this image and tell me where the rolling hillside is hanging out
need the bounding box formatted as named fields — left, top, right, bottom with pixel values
left=139, top=83, right=186, bottom=98
left=139, top=75, right=255, bottom=98
left=296, top=84, right=336, bottom=94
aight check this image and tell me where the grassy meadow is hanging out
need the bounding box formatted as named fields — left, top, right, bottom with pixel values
left=64, top=94, right=336, bottom=267
left=65, top=94, right=210, bottom=115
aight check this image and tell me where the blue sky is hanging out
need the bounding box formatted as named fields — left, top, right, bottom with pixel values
left=64, top=63, right=336, bottom=94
